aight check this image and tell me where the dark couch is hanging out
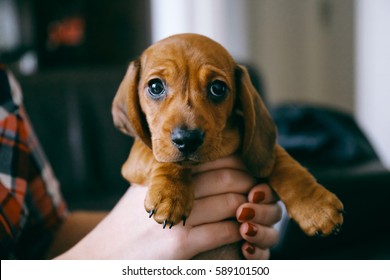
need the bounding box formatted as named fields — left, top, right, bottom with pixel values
left=20, top=67, right=132, bottom=210
left=269, top=104, right=390, bottom=259
left=18, top=67, right=390, bottom=259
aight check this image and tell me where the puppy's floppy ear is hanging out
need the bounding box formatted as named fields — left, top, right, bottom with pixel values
left=235, top=65, right=276, bottom=177
left=112, top=60, right=152, bottom=147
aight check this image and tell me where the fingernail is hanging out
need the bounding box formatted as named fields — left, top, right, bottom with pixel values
left=238, top=207, right=255, bottom=221
left=245, top=223, right=258, bottom=237
left=245, top=244, right=255, bottom=255
left=253, top=191, right=265, bottom=203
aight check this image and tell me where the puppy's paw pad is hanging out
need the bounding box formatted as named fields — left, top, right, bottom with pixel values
left=300, top=196, right=344, bottom=237
left=145, top=187, right=193, bottom=228
left=288, top=188, right=344, bottom=237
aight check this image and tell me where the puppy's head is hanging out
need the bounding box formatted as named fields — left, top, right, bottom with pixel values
left=113, top=33, right=276, bottom=176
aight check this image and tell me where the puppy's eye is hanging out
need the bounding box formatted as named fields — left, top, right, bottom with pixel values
left=208, top=80, right=227, bottom=101
left=148, top=79, right=166, bottom=98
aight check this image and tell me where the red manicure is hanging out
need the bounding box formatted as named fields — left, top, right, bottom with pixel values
left=245, top=244, right=255, bottom=255
left=238, top=207, right=255, bottom=221
left=253, top=191, right=265, bottom=203
left=245, top=223, right=258, bottom=237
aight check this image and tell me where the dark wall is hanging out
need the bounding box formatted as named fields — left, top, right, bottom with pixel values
left=31, top=0, right=151, bottom=68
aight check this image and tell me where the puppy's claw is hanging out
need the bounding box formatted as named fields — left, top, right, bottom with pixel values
left=169, top=222, right=174, bottom=229
left=333, top=224, right=342, bottom=235
left=148, top=209, right=155, bottom=218
left=163, top=220, right=167, bottom=229
left=182, top=216, right=187, bottom=226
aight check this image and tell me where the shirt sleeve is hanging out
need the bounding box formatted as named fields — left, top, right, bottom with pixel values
left=0, top=65, right=68, bottom=259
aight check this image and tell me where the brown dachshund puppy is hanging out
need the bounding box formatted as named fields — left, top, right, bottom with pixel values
left=112, top=33, right=343, bottom=238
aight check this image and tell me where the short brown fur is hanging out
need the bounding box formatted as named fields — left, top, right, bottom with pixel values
left=112, top=33, right=344, bottom=258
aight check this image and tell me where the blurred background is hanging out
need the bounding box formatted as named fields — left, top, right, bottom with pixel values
left=1, top=0, right=389, bottom=259
left=1, top=0, right=389, bottom=167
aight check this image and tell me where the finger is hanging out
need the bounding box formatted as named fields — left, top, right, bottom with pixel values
left=187, top=221, right=241, bottom=257
left=236, top=203, right=282, bottom=226
left=248, top=184, right=279, bottom=204
left=240, top=222, right=279, bottom=249
left=241, top=242, right=270, bottom=260
left=187, top=193, right=246, bottom=226
left=193, top=169, right=256, bottom=199
left=192, top=155, right=247, bottom=174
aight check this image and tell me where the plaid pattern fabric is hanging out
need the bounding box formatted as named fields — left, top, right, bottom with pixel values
left=0, top=65, right=67, bottom=259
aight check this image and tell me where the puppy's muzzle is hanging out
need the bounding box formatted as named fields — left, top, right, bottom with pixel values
left=171, top=127, right=204, bottom=155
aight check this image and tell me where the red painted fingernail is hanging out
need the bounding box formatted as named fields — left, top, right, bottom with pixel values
left=245, top=223, right=258, bottom=237
left=253, top=191, right=265, bottom=203
left=245, top=244, right=255, bottom=255
left=238, top=207, right=255, bottom=221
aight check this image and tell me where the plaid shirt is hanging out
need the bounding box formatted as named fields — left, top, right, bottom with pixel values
left=0, top=65, right=67, bottom=259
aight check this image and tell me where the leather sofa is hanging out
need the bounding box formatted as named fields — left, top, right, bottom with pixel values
left=20, top=67, right=132, bottom=210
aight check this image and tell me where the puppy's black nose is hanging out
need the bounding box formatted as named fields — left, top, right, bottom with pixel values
left=171, top=128, right=204, bottom=155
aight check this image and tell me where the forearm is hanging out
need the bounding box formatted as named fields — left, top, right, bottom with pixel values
left=50, top=156, right=281, bottom=260
left=47, top=211, right=107, bottom=259
left=53, top=186, right=243, bottom=260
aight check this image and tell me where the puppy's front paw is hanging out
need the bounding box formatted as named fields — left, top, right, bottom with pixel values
left=288, top=185, right=344, bottom=237
left=145, top=182, right=194, bottom=229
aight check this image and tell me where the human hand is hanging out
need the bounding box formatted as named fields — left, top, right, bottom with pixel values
left=56, top=183, right=242, bottom=259
left=192, top=156, right=281, bottom=259
left=237, top=183, right=281, bottom=259
left=56, top=155, right=280, bottom=259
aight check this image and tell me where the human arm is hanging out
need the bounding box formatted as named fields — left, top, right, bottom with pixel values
left=55, top=156, right=281, bottom=259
